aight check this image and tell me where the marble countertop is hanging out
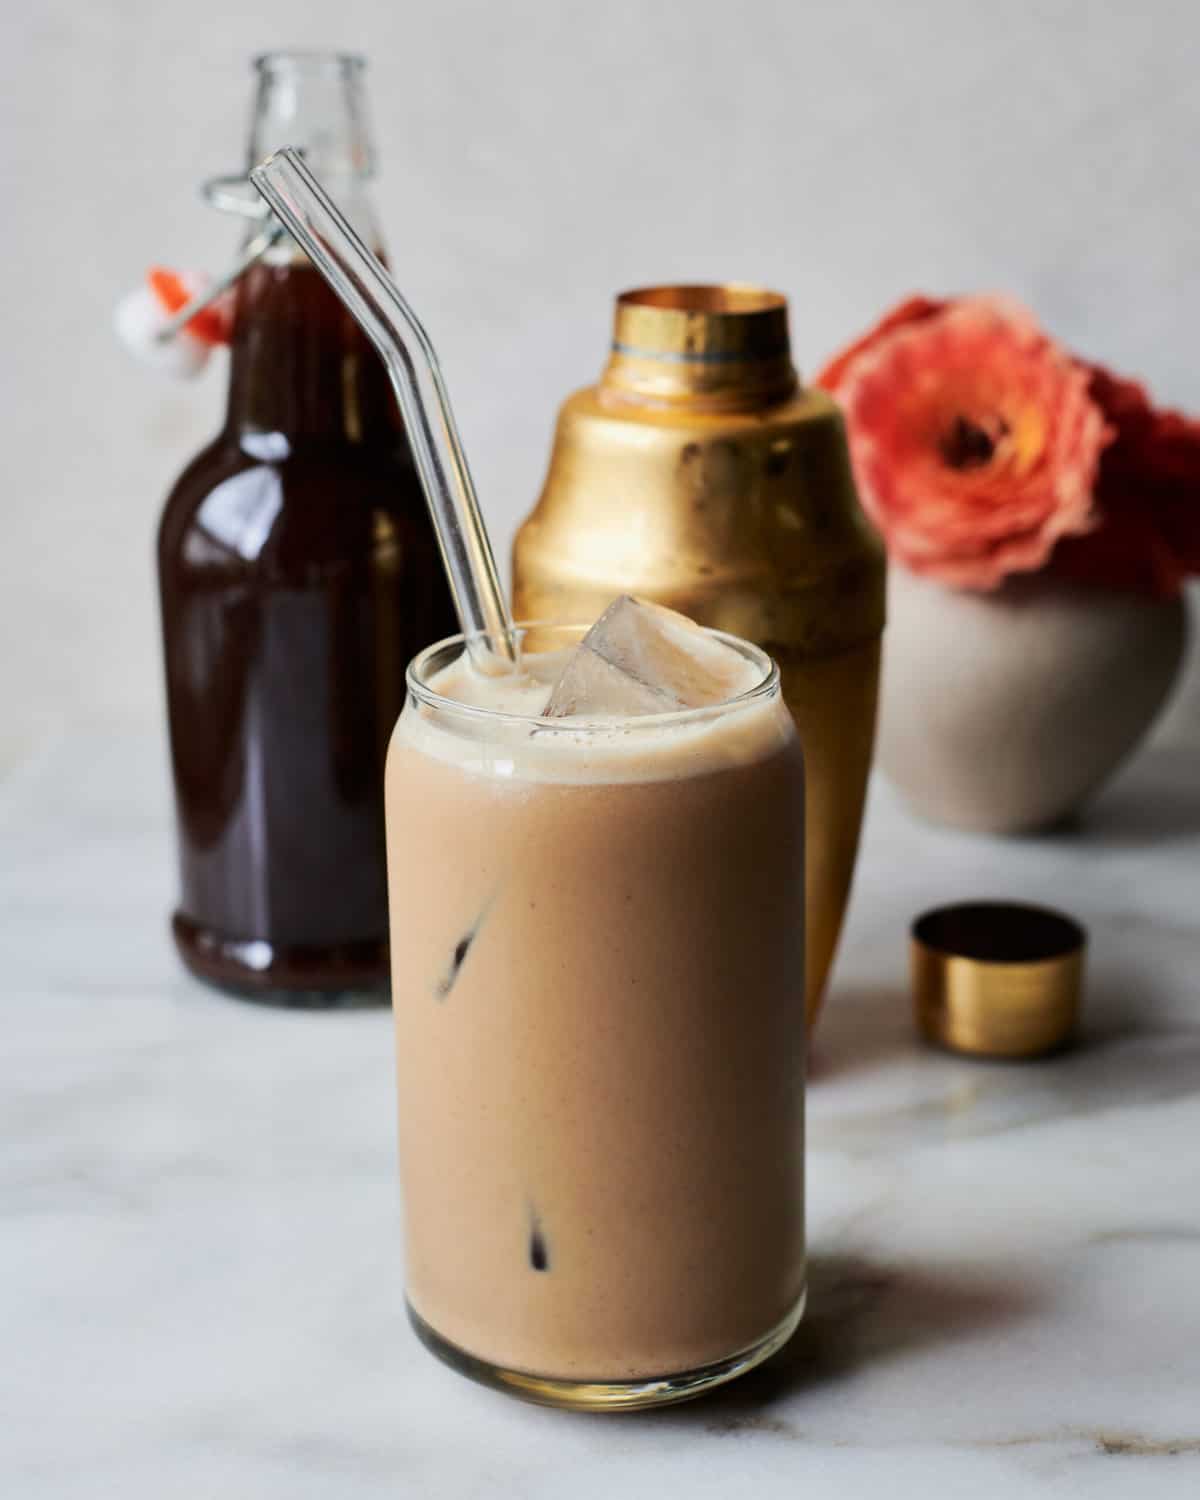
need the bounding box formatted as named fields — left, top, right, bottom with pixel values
left=4, top=727, right=1199, bottom=1497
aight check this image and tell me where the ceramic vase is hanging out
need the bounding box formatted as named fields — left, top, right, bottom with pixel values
left=879, top=566, right=1188, bottom=833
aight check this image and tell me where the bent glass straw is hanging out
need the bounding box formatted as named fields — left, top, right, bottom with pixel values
left=250, top=147, right=517, bottom=669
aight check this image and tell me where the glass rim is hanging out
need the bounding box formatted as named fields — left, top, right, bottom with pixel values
left=406, top=621, right=780, bottom=734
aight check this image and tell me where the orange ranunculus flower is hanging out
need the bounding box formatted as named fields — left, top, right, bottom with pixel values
left=816, top=296, right=1110, bottom=590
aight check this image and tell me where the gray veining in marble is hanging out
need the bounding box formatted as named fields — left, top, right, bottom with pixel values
left=3, top=724, right=1199, bottom=1497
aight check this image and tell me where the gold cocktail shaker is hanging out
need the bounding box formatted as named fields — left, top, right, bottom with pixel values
left=512, top=285, right=885, bottom=1025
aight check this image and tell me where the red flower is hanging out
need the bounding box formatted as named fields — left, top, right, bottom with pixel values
left=1050, top=366, right=1200, bottom=596
left=817, top=295, right=1200, bottom=595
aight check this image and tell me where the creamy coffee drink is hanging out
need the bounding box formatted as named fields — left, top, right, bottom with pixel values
left=386, top=601, right=806, bottom=1408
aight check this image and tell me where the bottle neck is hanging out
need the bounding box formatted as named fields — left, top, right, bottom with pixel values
left=224, top=55, right=391, bottom=441
left=224, top=241, right=392, bottom=442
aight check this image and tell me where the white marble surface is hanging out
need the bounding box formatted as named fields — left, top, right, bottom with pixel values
left=4, top=725, right=1199, bottom=1496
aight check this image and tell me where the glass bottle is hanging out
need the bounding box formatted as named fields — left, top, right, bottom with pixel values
left=158, top=52, right=456, bottom=1002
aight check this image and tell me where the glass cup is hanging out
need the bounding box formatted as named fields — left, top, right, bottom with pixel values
left=386, top=623, right=807, bottom=1410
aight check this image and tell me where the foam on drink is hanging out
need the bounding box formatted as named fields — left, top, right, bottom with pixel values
left=405, top=597, right=789, bottom=785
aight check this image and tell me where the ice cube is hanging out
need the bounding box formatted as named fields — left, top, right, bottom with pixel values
left=543, top=596, right=755, bottom=718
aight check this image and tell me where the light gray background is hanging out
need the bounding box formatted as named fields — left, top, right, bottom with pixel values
left=3, top=0, right=1198, bottom=759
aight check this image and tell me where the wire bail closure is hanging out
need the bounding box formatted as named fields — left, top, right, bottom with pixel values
left=153, top=173, right=287, bottom=344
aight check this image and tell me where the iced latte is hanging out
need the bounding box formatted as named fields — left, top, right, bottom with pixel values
left=386, top=600, right=806, bottom=1409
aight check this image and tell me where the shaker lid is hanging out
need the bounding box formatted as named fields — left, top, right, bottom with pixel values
left=911, top=901, right=1085, bottom=1059
left=604, top=284, right=797, bottom=407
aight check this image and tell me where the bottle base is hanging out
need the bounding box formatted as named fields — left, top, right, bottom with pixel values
left=172, top=912, right=390, bottom=1008
left=407, top=1290, right=806, bottom=1412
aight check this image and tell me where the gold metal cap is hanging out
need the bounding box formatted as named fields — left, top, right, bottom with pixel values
left=912, top=902, right=1085, bottom=1059
left=603, top=284, right=798, bottom=408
